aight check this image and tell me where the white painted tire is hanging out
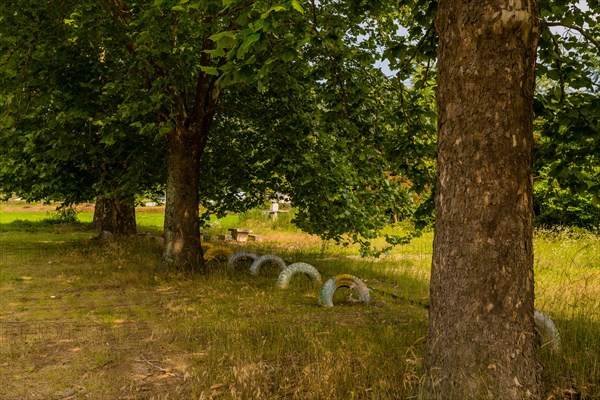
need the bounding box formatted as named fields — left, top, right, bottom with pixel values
left=318, top=274, right=371, bottom=307
left=534, top=310, right=561, bottom=352
left=249, top=254, right=286, bottom=275
left=227, top=251, right=258, bottom=269
left=276, top=262, right=322, bottom=289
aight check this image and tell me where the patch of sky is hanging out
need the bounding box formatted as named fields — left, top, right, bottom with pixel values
left=352, top=19, right=408, bottom=78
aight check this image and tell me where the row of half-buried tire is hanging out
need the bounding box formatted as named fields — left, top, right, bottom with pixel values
left=226, top=251, right=561, bottom=349
left=227, top=251, right=371, bottom=308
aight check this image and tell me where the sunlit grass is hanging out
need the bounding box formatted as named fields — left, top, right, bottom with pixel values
left=0, top=206, right=598, bottom=399
left=0, top=235, right=427, bottom=399
left=532, top=228, right=600, bottom=398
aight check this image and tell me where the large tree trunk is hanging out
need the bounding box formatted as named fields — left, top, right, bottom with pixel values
left=162, top=120, right=211, bottom=271
left=93, top=195, right=137, bottom=235
left=425, top=1, right=542, bottom=399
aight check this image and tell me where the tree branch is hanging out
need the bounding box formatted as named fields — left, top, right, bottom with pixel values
left=541, top=21, right=566, bottom=103
left=190, top=38, right=213, bottom=124
left=311, top=0, right=318, bottom=31
left=103, top=0, right=188, bottom=121
left=104, top=0, right=131, bottom=25
left=397, top=19, right=435, bottom=79
left=544, top=21, right=600, bottom=52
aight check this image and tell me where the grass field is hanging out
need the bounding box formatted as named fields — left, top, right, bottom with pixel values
left=0, top=203, right=598, bottom=399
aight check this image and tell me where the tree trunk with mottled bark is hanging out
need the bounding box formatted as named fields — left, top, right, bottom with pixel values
left=160, top=38, right=219, bottom=272
left=425, top=1, right=542, bottom=399
left=93, top=195, right=137, bottom=235
left=162, top=119, right=211, bottom=272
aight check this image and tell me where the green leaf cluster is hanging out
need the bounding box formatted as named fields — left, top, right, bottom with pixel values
left=0, top=0, right=165, bottom=205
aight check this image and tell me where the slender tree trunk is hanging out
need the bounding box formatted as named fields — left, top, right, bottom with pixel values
left=93, top=195, right=137, bottom=235
left=425, top=1, right=542, bottom=399
left=162, top=119, right=211, bottom=271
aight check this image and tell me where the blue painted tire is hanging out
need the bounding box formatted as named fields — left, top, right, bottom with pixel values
left=276, top=262, right=322, bottom=289
left=534, top=310, right=561, bottom=352
left=249, top=254, right=286, bottom=275
left=227, top=251, right=258, bottom=269
left=318, top=274, right=371, bottom=307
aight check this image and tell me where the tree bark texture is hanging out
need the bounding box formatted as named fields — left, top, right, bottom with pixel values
left=161, top=40, right=219, bottom=272
left=426, top=1, right=541, bottom=399
left=162, top=121, right=210, bottom=271
left=93, top=195, right=137, bottom=235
